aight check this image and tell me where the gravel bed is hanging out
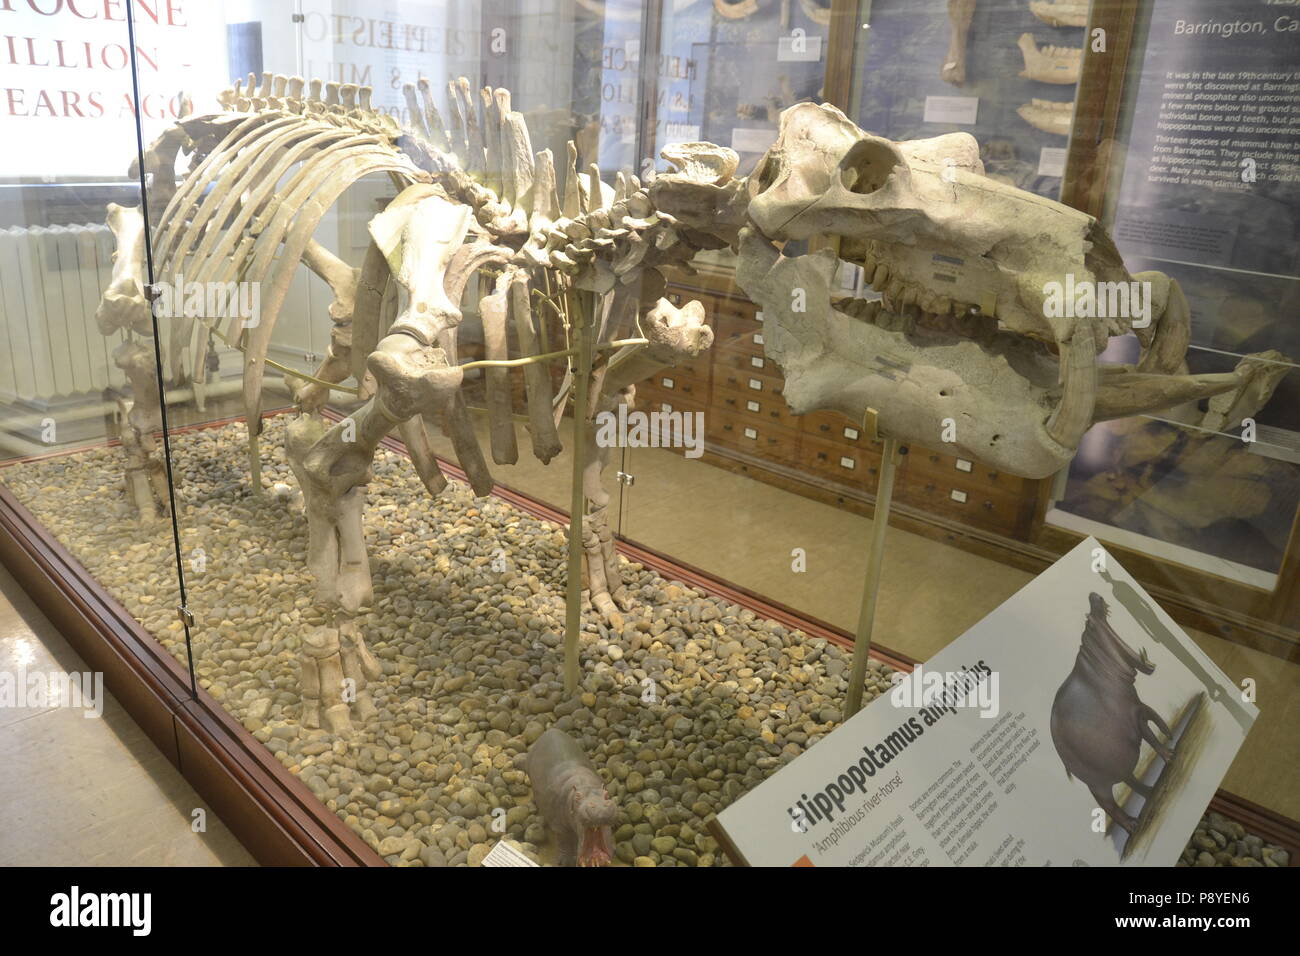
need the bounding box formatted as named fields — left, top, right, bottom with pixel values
left=3, top=415, right=1290, bottom=868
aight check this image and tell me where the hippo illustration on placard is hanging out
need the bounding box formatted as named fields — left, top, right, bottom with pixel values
left=1050, top=593, right=1175, bottom=837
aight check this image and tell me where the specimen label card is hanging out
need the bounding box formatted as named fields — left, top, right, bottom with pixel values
left=481, top=840, right=539, bottom=867
left=716, top=539, right=1255, bottom=867
left=1037, top=147, right=1069, bottom=178
left=923, top=95, right=979, bottom=126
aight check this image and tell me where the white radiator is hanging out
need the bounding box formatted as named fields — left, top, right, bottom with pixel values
left=0, top=220, right=344, bottom=416
left=0, top=222, right=131, bottom=409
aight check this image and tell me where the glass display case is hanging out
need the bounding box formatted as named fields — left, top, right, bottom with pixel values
left=0, top=0, right=1295, bottom=869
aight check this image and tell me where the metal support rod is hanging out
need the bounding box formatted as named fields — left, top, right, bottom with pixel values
left=247, top=428, right=263, bottom=493
left=563, top=291, right=594, bottom=695
left=844, top=437, right=905, bottom=718
left=456, top=337, right=648, bottom=372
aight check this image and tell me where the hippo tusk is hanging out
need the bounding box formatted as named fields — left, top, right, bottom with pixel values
left=1045, top=324, right=1098, bottom=449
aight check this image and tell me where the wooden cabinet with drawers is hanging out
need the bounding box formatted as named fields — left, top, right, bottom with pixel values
left=712, top=315, right=768, bottom=358
left=707, top=409, right=803, bottom=468
left=635, top=366, right=709, bottom=405
left=643, top=279, right=1041, bottom=541
left=715, top=348, right=782, bottom=383
left=801, top=431, right=883, bottom=484
left=712, top=380, right=802, bottom=432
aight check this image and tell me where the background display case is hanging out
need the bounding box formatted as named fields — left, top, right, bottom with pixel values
left=0, top=0, right=1295, bottom=867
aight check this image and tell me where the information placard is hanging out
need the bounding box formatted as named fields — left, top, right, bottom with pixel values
left=716, top=540, right=1255, bottom=866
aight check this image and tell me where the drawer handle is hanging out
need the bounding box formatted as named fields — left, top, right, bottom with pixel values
left=983, top=501, right=994, bottom=510
left=925, top=483, right=936, bottom=492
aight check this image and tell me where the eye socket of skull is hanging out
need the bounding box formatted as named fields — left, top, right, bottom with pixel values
left=840, top=137, right=903, bottom=196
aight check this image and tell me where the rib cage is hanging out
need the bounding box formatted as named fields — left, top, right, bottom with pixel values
left=131, top=70, right=718, bottom=489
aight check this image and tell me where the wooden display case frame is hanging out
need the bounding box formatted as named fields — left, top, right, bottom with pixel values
left=0, top=0, right=1292, bottom=872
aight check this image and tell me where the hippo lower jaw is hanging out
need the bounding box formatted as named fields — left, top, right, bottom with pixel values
left=578, top=826, right=614, bottom=867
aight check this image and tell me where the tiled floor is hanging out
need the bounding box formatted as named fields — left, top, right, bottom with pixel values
left=0, top=563, right=255, bottom=866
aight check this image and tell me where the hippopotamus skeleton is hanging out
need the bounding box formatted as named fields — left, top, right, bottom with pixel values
left=1050, top=593, right=1175, bottom=837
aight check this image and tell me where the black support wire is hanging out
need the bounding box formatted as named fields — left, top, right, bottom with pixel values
left=125, top=2, right=198, bottom=698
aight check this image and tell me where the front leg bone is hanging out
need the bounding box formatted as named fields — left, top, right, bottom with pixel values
left=288, top=336, right=461, bottom=733
left=301, top=625, right=352, bottom=734
left=339, top=616, right=381, bottom=724
left=578, top=297, right=714, bottom=624
left=288, top=410, right=386, bottom=613
left=583, top=504, right=624, bottom=627
left=581, top=390, right=628, bottom=627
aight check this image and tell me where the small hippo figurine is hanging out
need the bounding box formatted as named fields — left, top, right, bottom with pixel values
left=525, top=729, right=618, bottom=867
left=1050, top=593, right=1175, bottom=837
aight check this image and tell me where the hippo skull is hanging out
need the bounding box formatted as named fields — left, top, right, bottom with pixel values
left=669, top=103, right=1170, bottom=479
